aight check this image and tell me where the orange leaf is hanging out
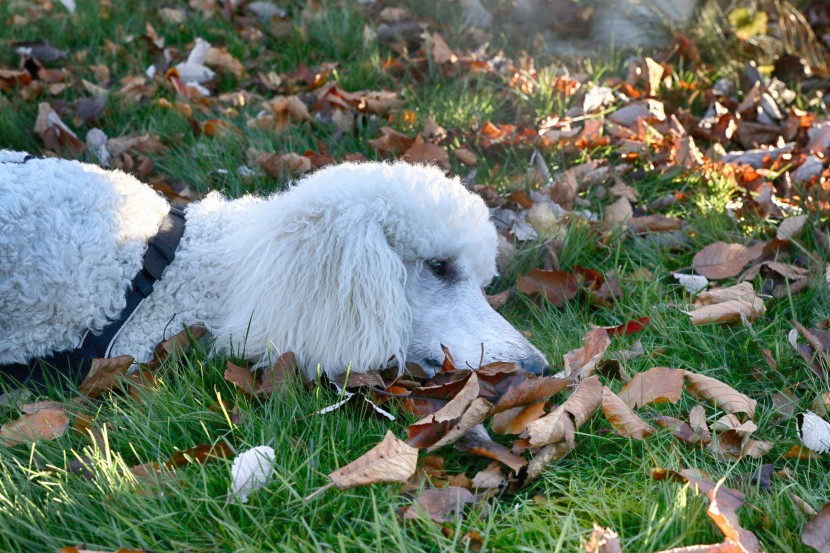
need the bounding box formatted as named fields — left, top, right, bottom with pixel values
left=617, top=367, right=684, bottom=408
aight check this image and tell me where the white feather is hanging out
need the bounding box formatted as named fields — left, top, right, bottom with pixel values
left=227, top=446, right=276, bottom=504
left=798, top=412, right=830, bottom=454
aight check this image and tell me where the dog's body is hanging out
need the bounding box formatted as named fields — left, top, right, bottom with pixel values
left=0, top=152, right=548, bottom=379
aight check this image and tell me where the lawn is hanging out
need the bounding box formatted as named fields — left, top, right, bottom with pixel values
left=1, top=1, right=829, bottom=551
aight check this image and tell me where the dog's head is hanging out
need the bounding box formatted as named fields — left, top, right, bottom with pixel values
left=220, top=161, right=549, bottom=379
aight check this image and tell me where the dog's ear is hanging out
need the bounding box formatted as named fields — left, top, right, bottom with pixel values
left=218, top=208, right=411, bottom=380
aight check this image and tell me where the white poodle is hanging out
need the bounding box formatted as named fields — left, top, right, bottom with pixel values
left=0, top=151, right=549, bottom=381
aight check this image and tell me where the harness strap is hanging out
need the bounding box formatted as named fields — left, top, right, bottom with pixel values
left=0, top=205, right=187, bottom=390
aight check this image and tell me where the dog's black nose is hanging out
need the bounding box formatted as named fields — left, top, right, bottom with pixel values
left=521, top=354, right=550, bottom=375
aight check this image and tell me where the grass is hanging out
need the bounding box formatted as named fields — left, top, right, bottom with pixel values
left=1, top=0, right=829, bottom=551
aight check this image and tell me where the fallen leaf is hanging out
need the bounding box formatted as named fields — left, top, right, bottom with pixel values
left=151, top=325, right=206, bottom=367
left=602, top=317, right=650, bottom=337
left=685, top=282, right=765, bottom=324
left=167, top=442, right=234, bottom=467
left=454, top=426, right=527, bottom=472
left=526, top=375, right=603, bottom=447
left=491, top=403, right=547, bottom=435
left=585, top=523, right=622, bottom=553
left=454, top=148, right=477, bottom=166
left=407, top=373, right=481, bottom=448
left=308, top=431, right=418, bottom=500
left=425, top=397, right=493, bottom=452
left=517, top=269, right=579, bottom=307
left=79, top=355, right=135, bottom=397
left=0, top=408, right=69, bottom=446
left=525, top=440, right=575, bottom=483
left=604, top=197, right=632, bottom=226
left=491, top=376, right=570, bottom=414
left=628, top=214, right=683, bottom=234
left=601, top=386, right=654, bottom=440
left=710, top=414, right=771, bottom=460
left=784, top=444, right=818, bottom=460
left=403, top=141, right=451, bottom=171
left=655, top=413, right=711, bottom=447
left=258, top=152, right=312, bottom=177
left=802, top=503, right=830, bottom=553
left=402, top=486, right=476, bottom=523
left=692, top=242, right=752, bottom=280
left=34, top=102, right=85, bottom=156
left=684, top=371, right=757, bottom=419
left=652, top=468, right=761, bottom=553
left=430, top=32, right=457, bottom=65
left=778, top=215, right=808, bottom=241
left=471, top=462, right=505, bottom=490
left=617, top=367, right=684, bottom=408
left=563, top=329, right=611, bottom=380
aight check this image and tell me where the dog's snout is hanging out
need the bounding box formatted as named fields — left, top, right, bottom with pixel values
left=521, top=354, right=550, bottom=375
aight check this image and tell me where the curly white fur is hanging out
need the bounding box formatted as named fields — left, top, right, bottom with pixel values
left=0, top=153, right=548, bottom=379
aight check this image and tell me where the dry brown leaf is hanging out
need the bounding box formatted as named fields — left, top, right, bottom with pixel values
left=454, top=427, right=527, bottom=473
left=685, top=282, right=765, bottom=324
left=602, top=386, right=654, bottom=440
left=258, top=152, right=312, bottom=177
left=563, top=329, right=611, bottom=380
left=710, top=414, right=771, bottom=460
left=517, top=269, right=579, bottom=307
left=224, top=362, right=256, bottom=393
left=695, top=282, right=762, bottom=306
left=802, top=503, right=830, bottom=553
left=585, top=523, right=622, bottom=553
left=628, top=214, right=683, bottom=233
left=526, top=375, right=602, bottom=447
left=78, top=355, right=135, bottom=397
left=525, top=440, right=575, bottom=483
left=0, top=408, right=69, bottom=446
left=617, top=367, right=684, bottom=408
left=407, top=373, right=480, bottom=447
left=34, top=102, right=85, bottom=156
left=403, top=141, right=451, bottom=171
left=470, top=461, right=505, bottom=490
left=492, top=376, right=570, bottom=414
left=167, top=442, right=233, bottom=468
left=492, top=402, right=547, bottom=435
left=205, top=46, right=244, bottom=77
left=454, top=148, right=477, bottom=166
left=402, top=486, right=476, bottom=523
left=604, top=197, right=633, bottom=226
left=368, top=126, right=414, bottom=155
left=692, top=242, right=752, bottom=280
left=784, top=444, right=818, bottom=460
left=652, top=468, right=761, bottom=553
left=259, top=352, right=298, bottom=394
left=684, top=371, right=757, bottom=419
left=778, top=215, right=807, bottom=241
left=151, top=325, right=206, bottom=367
left=426, top=397, right=493, bottom=452
left=655, top=414, right=711, bottom=447
left=430, top=32, right=457, bottom=65
left=308, top=431, right=418, bottom=500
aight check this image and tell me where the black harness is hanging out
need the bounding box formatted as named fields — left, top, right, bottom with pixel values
left=0, top=155, right=187, bottom=390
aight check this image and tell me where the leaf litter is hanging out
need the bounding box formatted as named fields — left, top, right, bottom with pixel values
left=5, top=2, right=830, bottom=549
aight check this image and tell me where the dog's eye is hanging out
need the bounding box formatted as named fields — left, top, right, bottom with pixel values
left=427, top=259, right=449, bottom=277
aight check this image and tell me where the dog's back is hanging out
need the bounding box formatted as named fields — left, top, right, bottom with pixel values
left=0, top=153, right=169, bottom=363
